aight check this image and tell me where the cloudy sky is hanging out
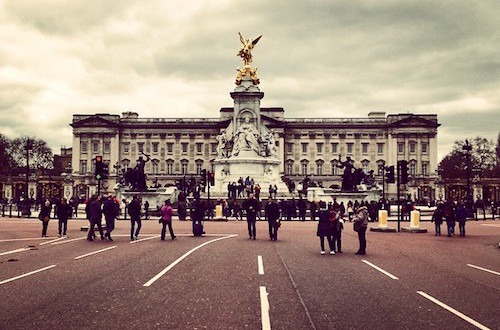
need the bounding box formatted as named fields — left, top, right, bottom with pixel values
left=1, top=0, right=499, bottom=161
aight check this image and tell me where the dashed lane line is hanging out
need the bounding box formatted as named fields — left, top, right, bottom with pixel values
left=260, top=286, right=271, bottom=330
left=467, top=264, right=500, bottom=276
left=362, top=260, right=399, bottom=280
left=143, top=234, right=238, bottom=287
left=258, top=255, right=264, bottom=275
left=0, top=265, right=57, bottom=285
left=40, top=237, right=66, bottom=245
left=74, top=246, right=117, bottom=260
left=130, top=235, right=160, bottom=244
left=0, top=247, right=31, bottom=256
left=0, top=237, right=51, bottom=243
left=417, top=291, right=491, bottom=330
left=51, top=237, right=86, bottom=245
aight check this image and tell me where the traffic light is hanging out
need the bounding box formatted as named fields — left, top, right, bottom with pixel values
left=209, top=171, right=215, bottom=186
left=400, top=160, right=409, bottom=184
left=385, top=165, right=395, bottom=183
left=95, top=156, right=103, bottom=180
left=102, top=162, right=109, bottom=179
left=200, top=169, right=207, bottom=187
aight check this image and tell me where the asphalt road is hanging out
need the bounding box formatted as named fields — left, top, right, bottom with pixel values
left=0, top=217, right=498, bottom=330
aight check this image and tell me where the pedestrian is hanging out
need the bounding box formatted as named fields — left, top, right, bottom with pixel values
left=443, top=201, right=456, bottom=237
left=456, top=203, right=467, bottom=237
left=431, top=204, right=444, bottom=236
left=39, top=200, right=52, bottom=237
left=316, top=201, right=335, bottom=255
left=144, top=200, right=150, bottom=220
left=265, top=197, right=280, bottom=241
left=243, top=193, right=259, bottom=240
left=56, top=198, right=72, bottom=237
left=297, top=197, right=307, bottom=221
left=191, top=197, right=205, bottom=236
left=160, top=200, right=176, bottom=240
left=128, top=196, right=142, bottom=240
left=103, top=195, right=118, bottom=241
left=330, top=205, right=343, bottom=253
left=87, top=195, right=105, bottom=241
left=353, top=205, right=369, bottom=255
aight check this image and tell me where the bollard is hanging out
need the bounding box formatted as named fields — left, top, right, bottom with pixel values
left=410, top=210, right=420, bottom=229
left=215, top=205, right=223, bottom=218
left=377, top=210, right=388, bottom=228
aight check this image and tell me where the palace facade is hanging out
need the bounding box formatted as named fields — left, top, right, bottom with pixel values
left=70, top=109, right=440, bottom=201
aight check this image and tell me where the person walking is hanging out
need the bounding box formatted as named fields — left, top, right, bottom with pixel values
left=102, top=195, right=118, bottom=241
left=39, top=200, right=52, bottom=237
left=456, top=203, right=468, bottom=237
left=87, top=195, right=105, bottom=241
left=316, top=201, right=335, bottom=255
left=56, top=198, right=72, bottom=237
left=265, top=197, right=280, bottom=241
left=353, top=205, right=369, bottom=255
left=443, top=201, right=456, bottom=237
left=330, top=205, right=343, bottom=253
left=431, top=204, right=444, bottom=236
left=243, top=193, right=259, bottom=240
left=191, top=197, right=205, bottom=236
left=128, top=196, right=142, bottom=240
left=160, top=200, right=176, bottom=240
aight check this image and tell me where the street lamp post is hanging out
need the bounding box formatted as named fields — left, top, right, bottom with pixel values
left=24, top=139, right=33, bottom=217
left=462, top=139, right=472, bottom=204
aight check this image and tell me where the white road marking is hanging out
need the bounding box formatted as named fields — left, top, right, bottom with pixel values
left=260, top=286, right=271, bottom=330
left=480, top=224, right=500, bottom=228
left=258, top=255, right=265, bottom=275
left=0, top=248, right=31, bottom=256
left=467, top=264, right=500, bottom=276
left=0, top=237, right=51, bottom=243
left=51, top=237, right=86, bottom=245
left=417, top=291, right=491, bottom=330
left=40, top=237, right=66, bottom=245
left=74, top=246, right=117, bottom=260
left=143, top=234, right=237, bottom=287
left=0, top=265, right=56, bottom=285
left=130, top=235, right=160, bottom=244
left=362, top=260, right=399, bottom=280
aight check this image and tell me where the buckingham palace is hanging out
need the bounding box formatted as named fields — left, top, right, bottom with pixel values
left=70, top=108, right=440, bottom=201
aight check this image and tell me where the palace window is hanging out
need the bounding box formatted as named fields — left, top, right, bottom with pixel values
left=301, top=160, right=309, bottom=175
left=316, top=143, right=323, bottom=154
left=421, top=143, right=428, bottom=154
left=331, top=160, right=339, bottom=175
left=422, top=162, right=428, bottom=176
left=167, top=143, right=174, bottom=154
left=286, top=162, right=293, bottom=175
left=409, top=141, right=416, bottom=154
left=152, top=160, right=159, bottom=175
left=347, top=143, right=353, bottom=154
left=81, top=141, right=88, bottom=154
left=123, top=142, right=130, bottom=154
left=80, top=160, right=87, bottom=174
left=181, top=160, right=188, bottom=174
left=301, top=143, right=308, bottom=154
left=362, top=162, right=369, bottom=174
left=316, top=160, right=324, bottom=176
left=196, top=143, right=203, bottom=155
left=409, top=161, right=417, bottom=176
left=137, top=142, right=144, bottom=153
left=181, top=143, right=188, bottom=154
left=211, top=143, right=217, bottom=154
left=166, top=160, right=174, bottom=175
left=152, top=142, right=159, bottom=153
left=362, top=143, right=369, bottom=155
left=287, top=143, right=293, bottom=154
left=398, top=142, right=405, bottom=154
left=331, top=143, right=338, bottom=154
left=196, top=162, right=203, bottom=175
left=104, top=142, right=110, bottom=154
left=92, top=141, right=99, bottom=153
left=377, top=143, right=384, bottom=155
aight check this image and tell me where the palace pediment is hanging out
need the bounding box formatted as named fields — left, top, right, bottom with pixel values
left=71, top=115, right=120, bottom=128
left=388, top=115, right=439, bottom=128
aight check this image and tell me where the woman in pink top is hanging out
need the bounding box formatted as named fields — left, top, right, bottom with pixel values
left=160, top=200, right=176, bottom=241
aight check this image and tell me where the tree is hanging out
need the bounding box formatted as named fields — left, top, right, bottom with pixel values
left=439, top=136, right=497, bottom=179
left=0, top=134, right=14, bottom=174
left=9, top=136, right=54, bottom=172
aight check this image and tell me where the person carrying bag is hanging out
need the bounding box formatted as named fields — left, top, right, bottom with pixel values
left=160, top=200, right=176, bottom=241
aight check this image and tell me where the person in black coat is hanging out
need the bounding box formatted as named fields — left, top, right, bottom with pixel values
left=103, top=195, right=118, bottom=241
left=243, top=193, right=259, bottom=240
left=56, top=198, right=72, bottom=237
left=431, top=204, right=444, bottom=236
left=265, top=197, right=280, bottom=241
left=316, top=201, right=335, bottom=255
left=39, top=200, right=52, bottom=237
left=87, top=195, right=105, bottom=241
left=128, top=196, right=142, bottom=240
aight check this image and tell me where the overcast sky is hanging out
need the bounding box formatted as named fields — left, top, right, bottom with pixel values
left=1, top=0, right=499, bottom=161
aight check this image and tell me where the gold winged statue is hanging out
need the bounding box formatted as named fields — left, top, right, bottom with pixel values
left=236, top=33, right=262, bottom=85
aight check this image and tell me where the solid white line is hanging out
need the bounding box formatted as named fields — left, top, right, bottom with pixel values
left=51, top=237, right=86, bottom=245
left=467, top=264, right=500, bottom=276
left=0, top=248, right=31, bottom=256
left=0, top=265, right=56, bottom=285
left=258, top=255, right=264, bottom=275
left=0, top=237, right=51, bottom=243
left=362, top=260, right=399, bottom=280
left=74, top=246, right=117, bottom=260
left=130, top=235, right=160, bottom=244
left=143, top=234, right=237, bottom=287
left=480, top=224, right=500, bottom=228
left=260, top=286, right=271, bottom=330
left=417, top=291, right=491, bottom=330
left=40, top=237, right=66, bottom=245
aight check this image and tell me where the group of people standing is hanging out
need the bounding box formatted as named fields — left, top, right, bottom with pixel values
left=431, top=201, right=468, bottom=237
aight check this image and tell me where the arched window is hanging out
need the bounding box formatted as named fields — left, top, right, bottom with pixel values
left=181, top=160, right=189, bottom=175
left=286, top=160, right=294, bottom=175
left=166, top=160, right=174, bottom=175
left=316, top=160, right=324, bottom=176
left=152, top=159, right=159, bottom=175
left=195, top=160, right=204, bottom=175
left=301, top=160, right=309, bottom=176
left=331, top=160, right=339, bottom=175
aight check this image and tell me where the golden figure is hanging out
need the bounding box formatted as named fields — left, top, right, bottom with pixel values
left=236, top=33, right=262, bottom=86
